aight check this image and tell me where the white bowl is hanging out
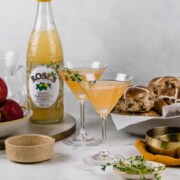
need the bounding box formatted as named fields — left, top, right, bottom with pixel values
left=113, top=161, right=165, bottom=180
left=0, top=106, right=33, bottom=137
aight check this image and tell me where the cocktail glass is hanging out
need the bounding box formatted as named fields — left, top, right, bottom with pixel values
left=80, top=72, right=133, bottom=165
left=59, top=61, right=108, bottom=146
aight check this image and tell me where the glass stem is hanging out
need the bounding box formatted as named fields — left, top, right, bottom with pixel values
left=79, top=100, right=86, bottom=136
left=101, top=115, right=108, bottom=154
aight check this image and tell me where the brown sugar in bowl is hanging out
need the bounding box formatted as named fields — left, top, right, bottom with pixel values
left=5, top=134, right=55, bottom=163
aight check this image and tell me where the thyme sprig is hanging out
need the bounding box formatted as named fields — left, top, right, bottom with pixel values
left=47, top=62, right=60, bottom=72
left=47, top=62, right=97, bottom=85
left=88, top=80, right=96, bottom=87
left=62, top=68, right=82, bottom=82
left=47, top=62, right=83, bottom=82
left=101, top=156, right=165, bottom=180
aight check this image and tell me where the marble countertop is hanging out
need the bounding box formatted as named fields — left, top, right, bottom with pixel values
left=0, top=114, right=179, bottom=180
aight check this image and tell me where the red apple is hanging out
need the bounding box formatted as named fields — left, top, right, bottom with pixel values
left=0, top=78, right=8, bottom=102
left=0, top=99, right=23, bottom=122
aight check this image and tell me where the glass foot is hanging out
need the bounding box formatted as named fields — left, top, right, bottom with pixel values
left=84, top=151, right=124, bottom=166
left=64, top=134, right=101, bottom=146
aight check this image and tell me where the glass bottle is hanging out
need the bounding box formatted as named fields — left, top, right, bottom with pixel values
left=26, top=0, right=64, bottom=124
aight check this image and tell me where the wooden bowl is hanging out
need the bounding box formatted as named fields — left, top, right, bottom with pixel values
left=5, top=134, right=55, bottom=163
left=146, top=126, right=180, bottom=158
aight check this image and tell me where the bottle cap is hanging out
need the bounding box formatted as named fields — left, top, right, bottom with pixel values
left=37, top=0, right=52, bottom=2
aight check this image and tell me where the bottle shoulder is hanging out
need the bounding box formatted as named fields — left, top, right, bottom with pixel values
left=27, top=29, right=63, bottom=64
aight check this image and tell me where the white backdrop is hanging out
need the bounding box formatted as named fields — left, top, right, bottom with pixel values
left=0, top=0, right=180, bottom=114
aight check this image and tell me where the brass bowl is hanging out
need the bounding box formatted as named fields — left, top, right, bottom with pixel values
left=146, top=126, right=180, bottom=158
left=159, top=133, right=180, bottom=142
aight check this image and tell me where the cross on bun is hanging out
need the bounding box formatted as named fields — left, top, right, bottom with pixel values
left=148, top=76, right=180, bottom=98
left=148, top=76, right=180, bottom=115
left=114, top=85, right=155, bottom=113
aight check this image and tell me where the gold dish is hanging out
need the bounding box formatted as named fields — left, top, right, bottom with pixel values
left=5, top=134, right=55, bottom=163
left=146, top=126, right=180, bottom=158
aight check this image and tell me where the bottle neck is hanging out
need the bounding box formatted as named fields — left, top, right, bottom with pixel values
left=34, top=2, right=55, bottom=30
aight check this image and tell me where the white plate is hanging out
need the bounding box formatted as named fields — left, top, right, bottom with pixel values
left=113, top=161, right=165, bottom=179
left=0, top=107, right=33, bottom=137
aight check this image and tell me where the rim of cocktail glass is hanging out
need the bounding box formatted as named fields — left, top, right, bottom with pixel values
left=59, top=61, right=108, bottom=70
left=82, top=72, right=133, bottom=82
left=101, top=73, right=133, bottom=82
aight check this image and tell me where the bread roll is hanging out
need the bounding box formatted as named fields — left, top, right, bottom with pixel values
left=153, top=98, right=173, bottom=115
left=148, top=76, right=180, bottom=98
left=114, top=85, right=155, bottom=113
left=148, top=76, right=180, bottom=115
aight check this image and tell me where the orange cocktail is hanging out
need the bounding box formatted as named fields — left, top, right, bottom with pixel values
left=59, top=61, right=108, bottom=146
left=81, top=81, right=129, bottom=116
left=60, top=68, right=104, bottom=100
left=80, top=73, right=133, bottom=165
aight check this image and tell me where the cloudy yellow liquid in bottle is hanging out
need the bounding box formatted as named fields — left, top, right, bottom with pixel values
left=27, top=0, right=64, bottom=124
